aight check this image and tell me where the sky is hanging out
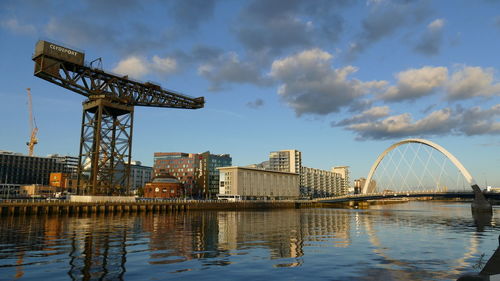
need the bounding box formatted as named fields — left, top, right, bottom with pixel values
left=0, top=0, right=499, bottom=187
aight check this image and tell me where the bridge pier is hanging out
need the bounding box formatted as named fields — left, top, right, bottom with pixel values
left=471, top=184, right=492, bottom=214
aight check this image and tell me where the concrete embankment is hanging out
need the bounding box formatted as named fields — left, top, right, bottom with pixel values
left=0, top=200, right=320, bottom=216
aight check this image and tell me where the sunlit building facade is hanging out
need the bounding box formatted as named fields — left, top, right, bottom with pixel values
left=269, top=149, right=302, bottom=173
left=218, top=166, right=299, bottom=200
left=144, top=174, right=183, bottom=198
left=300, top=166, right=348, bottom=198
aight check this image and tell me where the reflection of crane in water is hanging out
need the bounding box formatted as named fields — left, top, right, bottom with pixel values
left=358, top=210, right=486, bottom=279
left=67, top=217, right=129, bottom=280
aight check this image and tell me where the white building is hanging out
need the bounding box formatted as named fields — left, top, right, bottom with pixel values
left=128, top=161, right=153, bottom=191
left=301, top=166, right=348, bottom=198
left=218, top=166, right=299, bottom=200
left=269, top=150, right=302, bottom=173
left=332, top=166, right=350, bottom=194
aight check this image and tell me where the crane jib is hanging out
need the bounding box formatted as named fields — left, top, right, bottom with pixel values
left=33, top=40, right=204, bottom=109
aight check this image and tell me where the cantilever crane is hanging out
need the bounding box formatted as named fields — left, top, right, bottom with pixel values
left=26, top=88, right=38, bottom=156
left=32, top=40, right=204, bottom=196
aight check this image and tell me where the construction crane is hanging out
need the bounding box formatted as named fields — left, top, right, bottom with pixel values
left=26, top=88, right=38, bottom=156
left=32, top=40, right=204, bottom=196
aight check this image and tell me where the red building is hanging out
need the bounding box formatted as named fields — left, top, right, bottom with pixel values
left=144, top=174, right=183, bottom=198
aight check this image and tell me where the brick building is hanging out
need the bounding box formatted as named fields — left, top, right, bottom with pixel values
left=144, top=174, right=183, bottom=198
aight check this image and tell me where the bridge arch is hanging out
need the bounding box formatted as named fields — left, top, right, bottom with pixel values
left=362, top=138, right=476, bottom=194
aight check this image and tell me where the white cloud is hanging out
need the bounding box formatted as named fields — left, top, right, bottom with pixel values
left=414, top=18, right=446, bottom=56
left=333, top=105, right=390, bottom=126
left=459, top=104, right=500, bottom=135
left=151, top=56, right=177, bottom=73
left=428, top=18, right=445, bottom=30
left=113, top=56, right=149, bottom=78
left=197, top=52, right=270, bottom=91
left=366, top=0, right=386, bottom=6
left=113, top=55, right=177, bottom=79
left=347, top=108, right=457, bottom=139
left=342, top=104, right=500, bottom=140
left=1, top=18, right=36, bottom=35
left=270, top=48, right=386, bottom=116
left=346, top=1, right=431, bottom=60
left=380, top=66, right=448, bottom=101
left=446, top=66, right=500, bottom=100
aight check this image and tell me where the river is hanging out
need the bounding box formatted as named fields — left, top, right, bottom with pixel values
left=0, top=201, right=499, bottom=280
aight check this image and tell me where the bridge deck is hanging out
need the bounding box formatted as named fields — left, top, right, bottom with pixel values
left=316, top=191, right=500, bottom=203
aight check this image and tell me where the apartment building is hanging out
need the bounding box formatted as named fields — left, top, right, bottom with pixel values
left=269, top=150, right=302, bottom=173
left=301, top=166, right=349, bottom=198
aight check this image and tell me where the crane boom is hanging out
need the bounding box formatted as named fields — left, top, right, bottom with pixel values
left=32, top=41, right=204, bottom=109
left=26, top=88, right=38, bottom=156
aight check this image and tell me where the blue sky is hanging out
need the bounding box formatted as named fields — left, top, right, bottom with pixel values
left=0, top=0, right=499, bottom=187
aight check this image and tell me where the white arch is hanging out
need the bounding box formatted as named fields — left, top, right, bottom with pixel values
left=362, top=138, right=476, bottom=194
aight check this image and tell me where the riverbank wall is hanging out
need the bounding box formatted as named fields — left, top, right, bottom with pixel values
left=0, top=200, right=320, bottom=216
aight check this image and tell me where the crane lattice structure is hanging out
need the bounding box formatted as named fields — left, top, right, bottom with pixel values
left=32, top=41, right=204, bottom=196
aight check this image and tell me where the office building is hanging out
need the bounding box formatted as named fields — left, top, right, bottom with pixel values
left=218, top=166, right=299, bottom=200
left=269, top=150, right=302, bottom=173
left=198, top=152, right=232, bottom=199
left=128, top=161, right=153, bottom=192
left=48, top=154, right=79, bottom=174
left=153, top=151, right=231, bottom=199
left=0, top=150, right=66, bottom=186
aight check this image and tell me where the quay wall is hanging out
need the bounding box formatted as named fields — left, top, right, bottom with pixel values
left=0, top=200, right=319, bottom=216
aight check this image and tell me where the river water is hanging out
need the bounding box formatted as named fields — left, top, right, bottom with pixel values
left=0, top=201, right=499, bottom=280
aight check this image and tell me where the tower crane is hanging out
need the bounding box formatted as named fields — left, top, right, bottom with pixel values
left=26, top=88, right=38, bottom=156
left=32, top=40, right=204, bottom=196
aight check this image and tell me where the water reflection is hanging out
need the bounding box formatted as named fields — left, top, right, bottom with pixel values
left=472, top=210, right=493, bottom=232
left=0, top=209, right=353, bottom=279
left=216, top=209, right=352, bottom=268
left=0, top=202, right=498, bottom=280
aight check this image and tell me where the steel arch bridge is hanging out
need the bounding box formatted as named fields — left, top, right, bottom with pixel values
left=317, top=138, right=492, bottom=212
left=361, top=138, right=476, bottom=194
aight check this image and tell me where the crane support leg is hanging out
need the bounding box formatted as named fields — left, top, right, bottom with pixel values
left=76, top=98, right=133, bottom=196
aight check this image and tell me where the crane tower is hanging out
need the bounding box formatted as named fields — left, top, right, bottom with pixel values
left=26, top=88, right=38, bottom=156
left=32, top=41, right=204, bottom=196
